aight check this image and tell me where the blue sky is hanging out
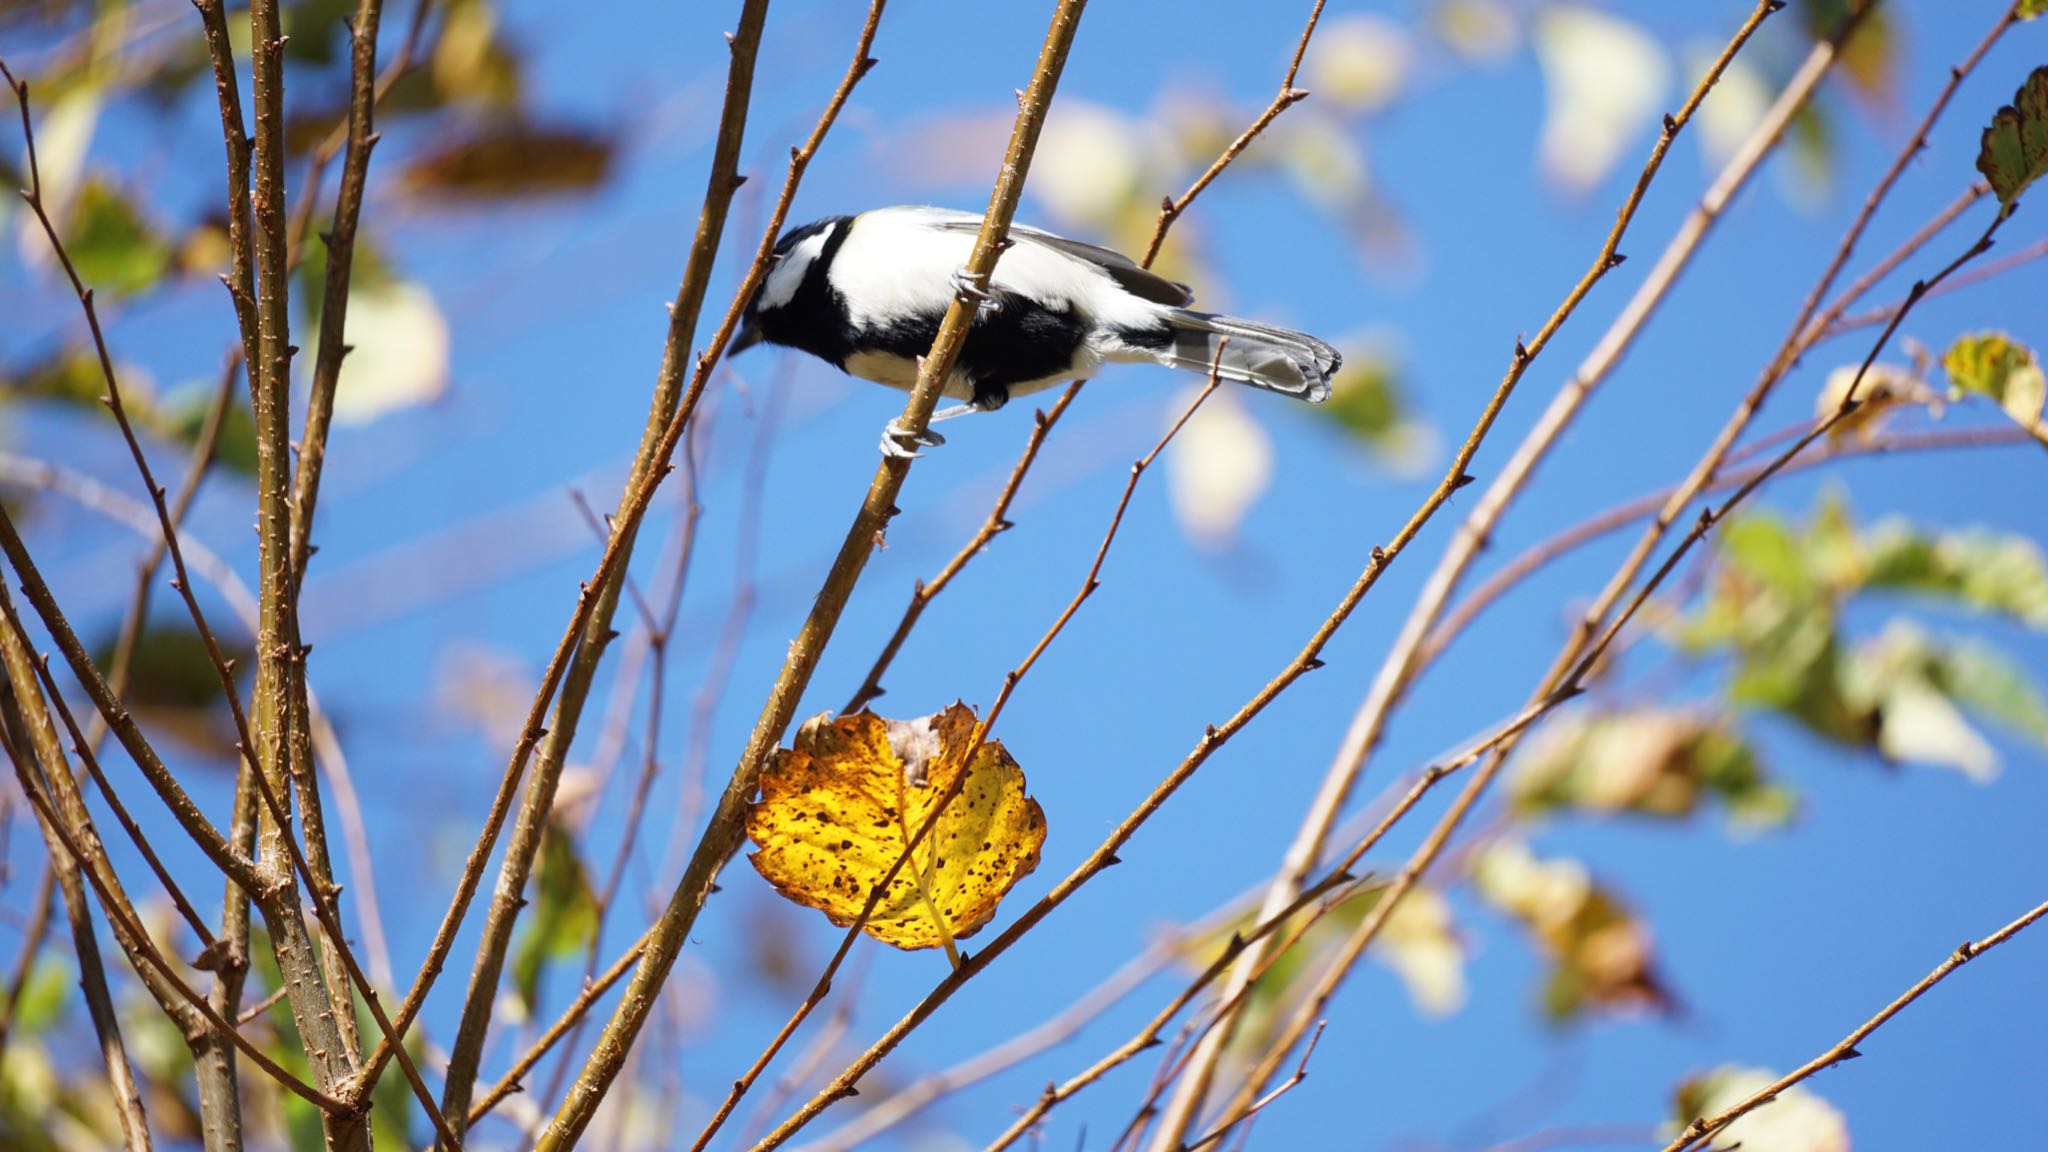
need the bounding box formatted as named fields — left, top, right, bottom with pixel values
left=5, top=1, right=2046, bottom=1149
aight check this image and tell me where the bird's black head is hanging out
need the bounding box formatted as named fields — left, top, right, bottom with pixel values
left=731, top=214, right=853, bottom=360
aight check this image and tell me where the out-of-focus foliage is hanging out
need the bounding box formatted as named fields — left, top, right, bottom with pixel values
left=1679, top=492, right=2048, bottom=777
left=1944, top=331, right=2048, bottom=447
left=1181, top=879, right=1464, bottom=1063
left=1814, top=359, right=1938, bottom=445
left=511, top=819, right=601, bottom=1015
left=1675, top=1066, right=1851, bottom=1152
left=1532, top=5, right=1669, bottom=195
left=89, top=621, right=253, bottom=760
left=1473, top=839, right=1672, bottom=1022
left=1511, top=707, right=1794, bottom=828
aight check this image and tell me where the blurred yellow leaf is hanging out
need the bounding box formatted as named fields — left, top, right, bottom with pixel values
left=1533, top=6, right=1669, bottom=195
left=1434, top=0, right=1519, bottom=64
left=1814, top=361, right=1933, bottom=445
left=746, top=705, right=1045, bottom=951
left=1474, top=840, right=1672, bottom=1021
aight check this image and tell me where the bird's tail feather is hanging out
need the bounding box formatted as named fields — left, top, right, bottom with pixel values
left=1152, top=312, right=1340, bottom=403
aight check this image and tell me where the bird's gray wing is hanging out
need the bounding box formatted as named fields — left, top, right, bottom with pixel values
left=929, top=216, right=1194, bottom=307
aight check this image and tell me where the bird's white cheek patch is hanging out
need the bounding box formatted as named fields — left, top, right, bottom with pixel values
left=760, top=231, right=828, bottom=309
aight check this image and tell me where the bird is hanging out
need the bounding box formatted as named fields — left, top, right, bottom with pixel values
left=729, top=205, right=1340, bottom=457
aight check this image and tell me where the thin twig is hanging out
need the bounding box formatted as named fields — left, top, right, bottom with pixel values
left=0, top=633, right=155, bottom=1152
left=1213, top=202, right=2014, bottom=1141
left=703, top=364, right=1222, bottom=1152
left=1180, top=1022, right=1322, bottom=1152
left=846, top=0, right=1330, bottom=712
left=1423, top=424, right=2032, bottom=663
left=1147, top=3, right=1809, bottom=1143
left=372, top=0, right=787, bottom=1114
left=466, top=930, right=651, bottom=1125
left=1661, top=898, right=2048, bottom=1152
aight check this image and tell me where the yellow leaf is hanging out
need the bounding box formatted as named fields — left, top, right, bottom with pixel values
left=746, top=705, right=1045, bottom=952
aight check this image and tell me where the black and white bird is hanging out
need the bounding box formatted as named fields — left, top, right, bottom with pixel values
left=730, top=205, right=1340, bottom=457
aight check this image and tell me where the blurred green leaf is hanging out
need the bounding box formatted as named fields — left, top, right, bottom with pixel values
left=66, top=176, right=173, bottom=296
left=1512, top=709, right=1793, bottom=829
left=1942, top=331, right=2048, bottom=446
left=10, top=347, right=108, bottom=410
left=430, top=0, right=524, bottom=108
left=1976, top=66, right=2048, bottom=206
left=1685, top=494, right=2048, bottom=778
left=1322, top=349, right=1402, bottom=445
left=153, top=381, right=259, bottom=478
left=511, top=821, right=599, bottom=1013
left=13, top=953, right=72, bottom=1037
left=89, top=622, right=251, bottom=761
left=294, top=231, right=396, bottom=333
left=1801, top=0, right=1896, bottom=104
left=400, top=120, right=615, bottom=201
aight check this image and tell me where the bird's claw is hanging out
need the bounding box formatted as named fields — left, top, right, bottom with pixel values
left=951, top=267, right=996, bottom=309
left=880, top=418, right=945, bottom=460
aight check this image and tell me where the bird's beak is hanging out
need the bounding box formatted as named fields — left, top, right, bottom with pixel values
left=729, top=321, right=765, bottom=357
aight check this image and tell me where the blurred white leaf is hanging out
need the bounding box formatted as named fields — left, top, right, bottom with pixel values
left=1877, top=676, right=1997, bottom=781
left=1689, top=42, right=1772, bottom=170
left=1166, top=383, right=1272, bottom=550
left=1308, top=14, right=1413, bottom=114
left=1377, top=887, right=1466, bottom=1016
left=1028, top=101, right=1159, bottom=229
left=1435, top=0, right=1520, bottom=64
left=1534, top=6, right=1670, bottom=194
left=1683, top=1067, right=1850, bottom=1152
left=328, top=280, right=451, bottom=424
left=15, top=84, right=102, bottom=270
left=1277, top=112, right=1371, bottom=212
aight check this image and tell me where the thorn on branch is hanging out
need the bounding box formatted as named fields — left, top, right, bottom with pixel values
left=1370, top=546, right=1388, bottom=565
left=1303, top=657, right=1326, bottom=672
left=1836, top=1046, right=1863, bottom=1062
left=1513, top=338, right=1530, bottom=364
left=1451, top=472, right=1476, bottom=492
left=859, top=56, right=880, bottom=77
left=1662, top=113, right=1678, bottom=136
left=1955, top=940, right=1979, bottom=961
left=1605, top=251, right=1628, bottom=271
left=1280, top=86, right=1311, bottom=106
left=1100, top=854, right=1121, bottom=868
left=1765, top=0, right=1786, bottom=12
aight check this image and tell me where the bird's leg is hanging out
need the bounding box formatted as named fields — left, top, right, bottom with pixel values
left=950, top=267, right=996, bottom=311
left=929, top=401, right=989, bottom=423
left=880, top=417, right=946, bottom=459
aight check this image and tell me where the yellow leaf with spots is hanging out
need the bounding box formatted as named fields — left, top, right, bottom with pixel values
left=746, top=704, right=1045, bottom=952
